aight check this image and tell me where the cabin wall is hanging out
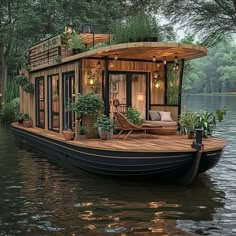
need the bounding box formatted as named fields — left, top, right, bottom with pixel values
left=21, top=58, right=180, bottom=134
left=21, top=63, right=79, bottom=134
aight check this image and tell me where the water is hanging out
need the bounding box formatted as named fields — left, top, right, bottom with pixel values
left=0, top=95, right=235, bottom=236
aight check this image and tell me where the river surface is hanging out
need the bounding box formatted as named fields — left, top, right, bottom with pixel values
left=0, top=95, right=235, bottom=236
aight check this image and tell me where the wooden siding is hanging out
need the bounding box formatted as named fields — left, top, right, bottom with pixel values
left=21, top=63, right=79, bottom=134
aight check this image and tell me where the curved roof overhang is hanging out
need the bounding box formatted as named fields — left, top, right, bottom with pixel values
left=64, top=42, right=208, bottom=62
left=30, top=42, right=207, bottom=72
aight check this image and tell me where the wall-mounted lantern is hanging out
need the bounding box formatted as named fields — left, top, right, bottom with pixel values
left=153, top=72, right=161, bottom=88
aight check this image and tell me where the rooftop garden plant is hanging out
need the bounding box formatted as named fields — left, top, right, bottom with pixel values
left=112, top=12, right=160, bottom=44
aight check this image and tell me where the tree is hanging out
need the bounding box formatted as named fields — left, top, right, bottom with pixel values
left=182, top=42, right=236, bottom=93
left=161, top=0, right=236, bottom=46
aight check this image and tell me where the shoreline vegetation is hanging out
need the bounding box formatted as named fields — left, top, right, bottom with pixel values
left=183, top=92, right=236, bottom=96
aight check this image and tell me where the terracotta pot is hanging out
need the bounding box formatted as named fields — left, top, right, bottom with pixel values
left=63, top=129, right=72, bottom=141
left=187, top=131, right=195, bottom=139
left=23, top=120, right=33, bottom=128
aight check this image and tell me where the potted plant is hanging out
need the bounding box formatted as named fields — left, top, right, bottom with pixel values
left=179, top=112, right=198, bottom=139
left=127, top=107, right=143, bottom=124
left=78, top=125, right=87, bottom=140
left=61, top=28, right=85, bottom=55
left=23, top=114, right=33, bottom=128
left=196, top=111, right=216, bottom=138
left=23, top=82, right=34, bottom=94
left=17, top=113, right=25, bottom=125
left=70, top=93, right=104, bottom=138
left=14, top=74, right=28, bottom=86
left=94, top=115, right=115, bottom=140
left=112, top=12, right=159, bottom=44
left=63, top=125, right=73, bottom=141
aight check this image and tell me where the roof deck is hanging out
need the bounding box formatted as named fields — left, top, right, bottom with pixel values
left=28, top=32, right=207, bottom=72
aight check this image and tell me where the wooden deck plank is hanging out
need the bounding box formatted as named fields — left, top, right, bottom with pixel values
left=12, top=123, right=227, bottom=153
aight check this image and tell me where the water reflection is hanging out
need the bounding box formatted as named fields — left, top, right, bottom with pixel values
left=5, top=143, right=224, bottom=235
left=1, top=94, right=236, bottom=235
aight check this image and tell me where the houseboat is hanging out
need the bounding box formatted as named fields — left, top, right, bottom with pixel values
left=11, top=26, right=227, bottom=184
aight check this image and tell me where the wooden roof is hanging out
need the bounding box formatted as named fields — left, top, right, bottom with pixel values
left=30, top=42, right=207, bottom=71
left=80, top=33, right=111, bottom=46
left=64, top=42, right=207, bottom=62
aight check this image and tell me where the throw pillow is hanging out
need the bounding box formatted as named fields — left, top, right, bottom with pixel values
left=149, top=110, right=161, bottom=121
left=159, top=111, right=173, bottom=121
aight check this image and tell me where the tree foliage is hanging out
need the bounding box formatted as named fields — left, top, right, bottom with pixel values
left=0, top=0, right=164, bottom=104
left=161, top=0, right=236, bottom=46
left=183, top=42, right=236, bottom=93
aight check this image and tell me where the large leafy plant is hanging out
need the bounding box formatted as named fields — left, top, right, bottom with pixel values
left=179, top=107, right=227, bottom=138
left=179, top=112, right=198, bottom=134
left=70, top=93, right=104, bottom=118
left=197, top=111, right=216, bottom=138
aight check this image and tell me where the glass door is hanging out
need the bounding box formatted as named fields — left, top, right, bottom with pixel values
left=62, top=72, right=75, bottom=130
left=131, top=74, right=146, bottom=119
left=109, top=72, right=147, bottom=119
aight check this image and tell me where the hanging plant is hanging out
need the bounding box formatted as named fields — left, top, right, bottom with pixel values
left=14, top=74, right=34, bottom=94
left=23, top=82, right=34, bottom=94
left=14, top=74, right=28, bottom=86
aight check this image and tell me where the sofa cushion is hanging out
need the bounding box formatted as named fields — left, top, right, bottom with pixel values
left=159, top=111, right=173, bottom=122
left=143, top=120, right=177, bottom=127
left=149, top=110, right=161, bottom=121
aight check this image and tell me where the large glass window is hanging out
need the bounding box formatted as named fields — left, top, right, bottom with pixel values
left=35, top=77, right=45, bottom=128
left=62, top=72, right=75, bottom=130
left=48, top=74, right=60, bottom=132
left=109, top=73, right=146, bottom=119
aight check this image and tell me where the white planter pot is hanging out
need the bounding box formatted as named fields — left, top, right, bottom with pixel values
left=98, top=128, right=113, bottom=140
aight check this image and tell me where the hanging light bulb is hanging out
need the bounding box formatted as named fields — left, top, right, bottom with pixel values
left=163, top=57, right=167, bottom=65
left=109, top=62, right=114, bottom=68
left=114, top=55, right=118, bottom=60
left=174, top=56, right=178, bottom=64
left=152, top=56, right=156, bottom=62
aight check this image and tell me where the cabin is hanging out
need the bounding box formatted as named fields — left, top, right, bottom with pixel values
left=19, top=26, right=207, bottom=135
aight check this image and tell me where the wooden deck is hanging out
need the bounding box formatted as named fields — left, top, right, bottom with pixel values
left=12, top=123, right=227, bottom=153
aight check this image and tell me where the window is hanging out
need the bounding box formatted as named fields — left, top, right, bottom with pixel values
left=35, top=77, right=45, bottom=128
left=62, top=72, right=75, bottom=130
left=48, top=74, right=60, bottom=132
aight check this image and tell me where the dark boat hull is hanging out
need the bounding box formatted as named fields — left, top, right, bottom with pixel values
left=12, top=126, right=225, bottom=184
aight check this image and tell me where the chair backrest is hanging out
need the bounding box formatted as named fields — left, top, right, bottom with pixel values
left=114, top=112, right=136, bottom=129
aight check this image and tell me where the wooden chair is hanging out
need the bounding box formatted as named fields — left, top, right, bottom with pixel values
left=114, top=111, right=159, bottom=140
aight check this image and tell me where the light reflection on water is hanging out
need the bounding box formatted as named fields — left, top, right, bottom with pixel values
left=0, top=95, right=235, bottom=235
